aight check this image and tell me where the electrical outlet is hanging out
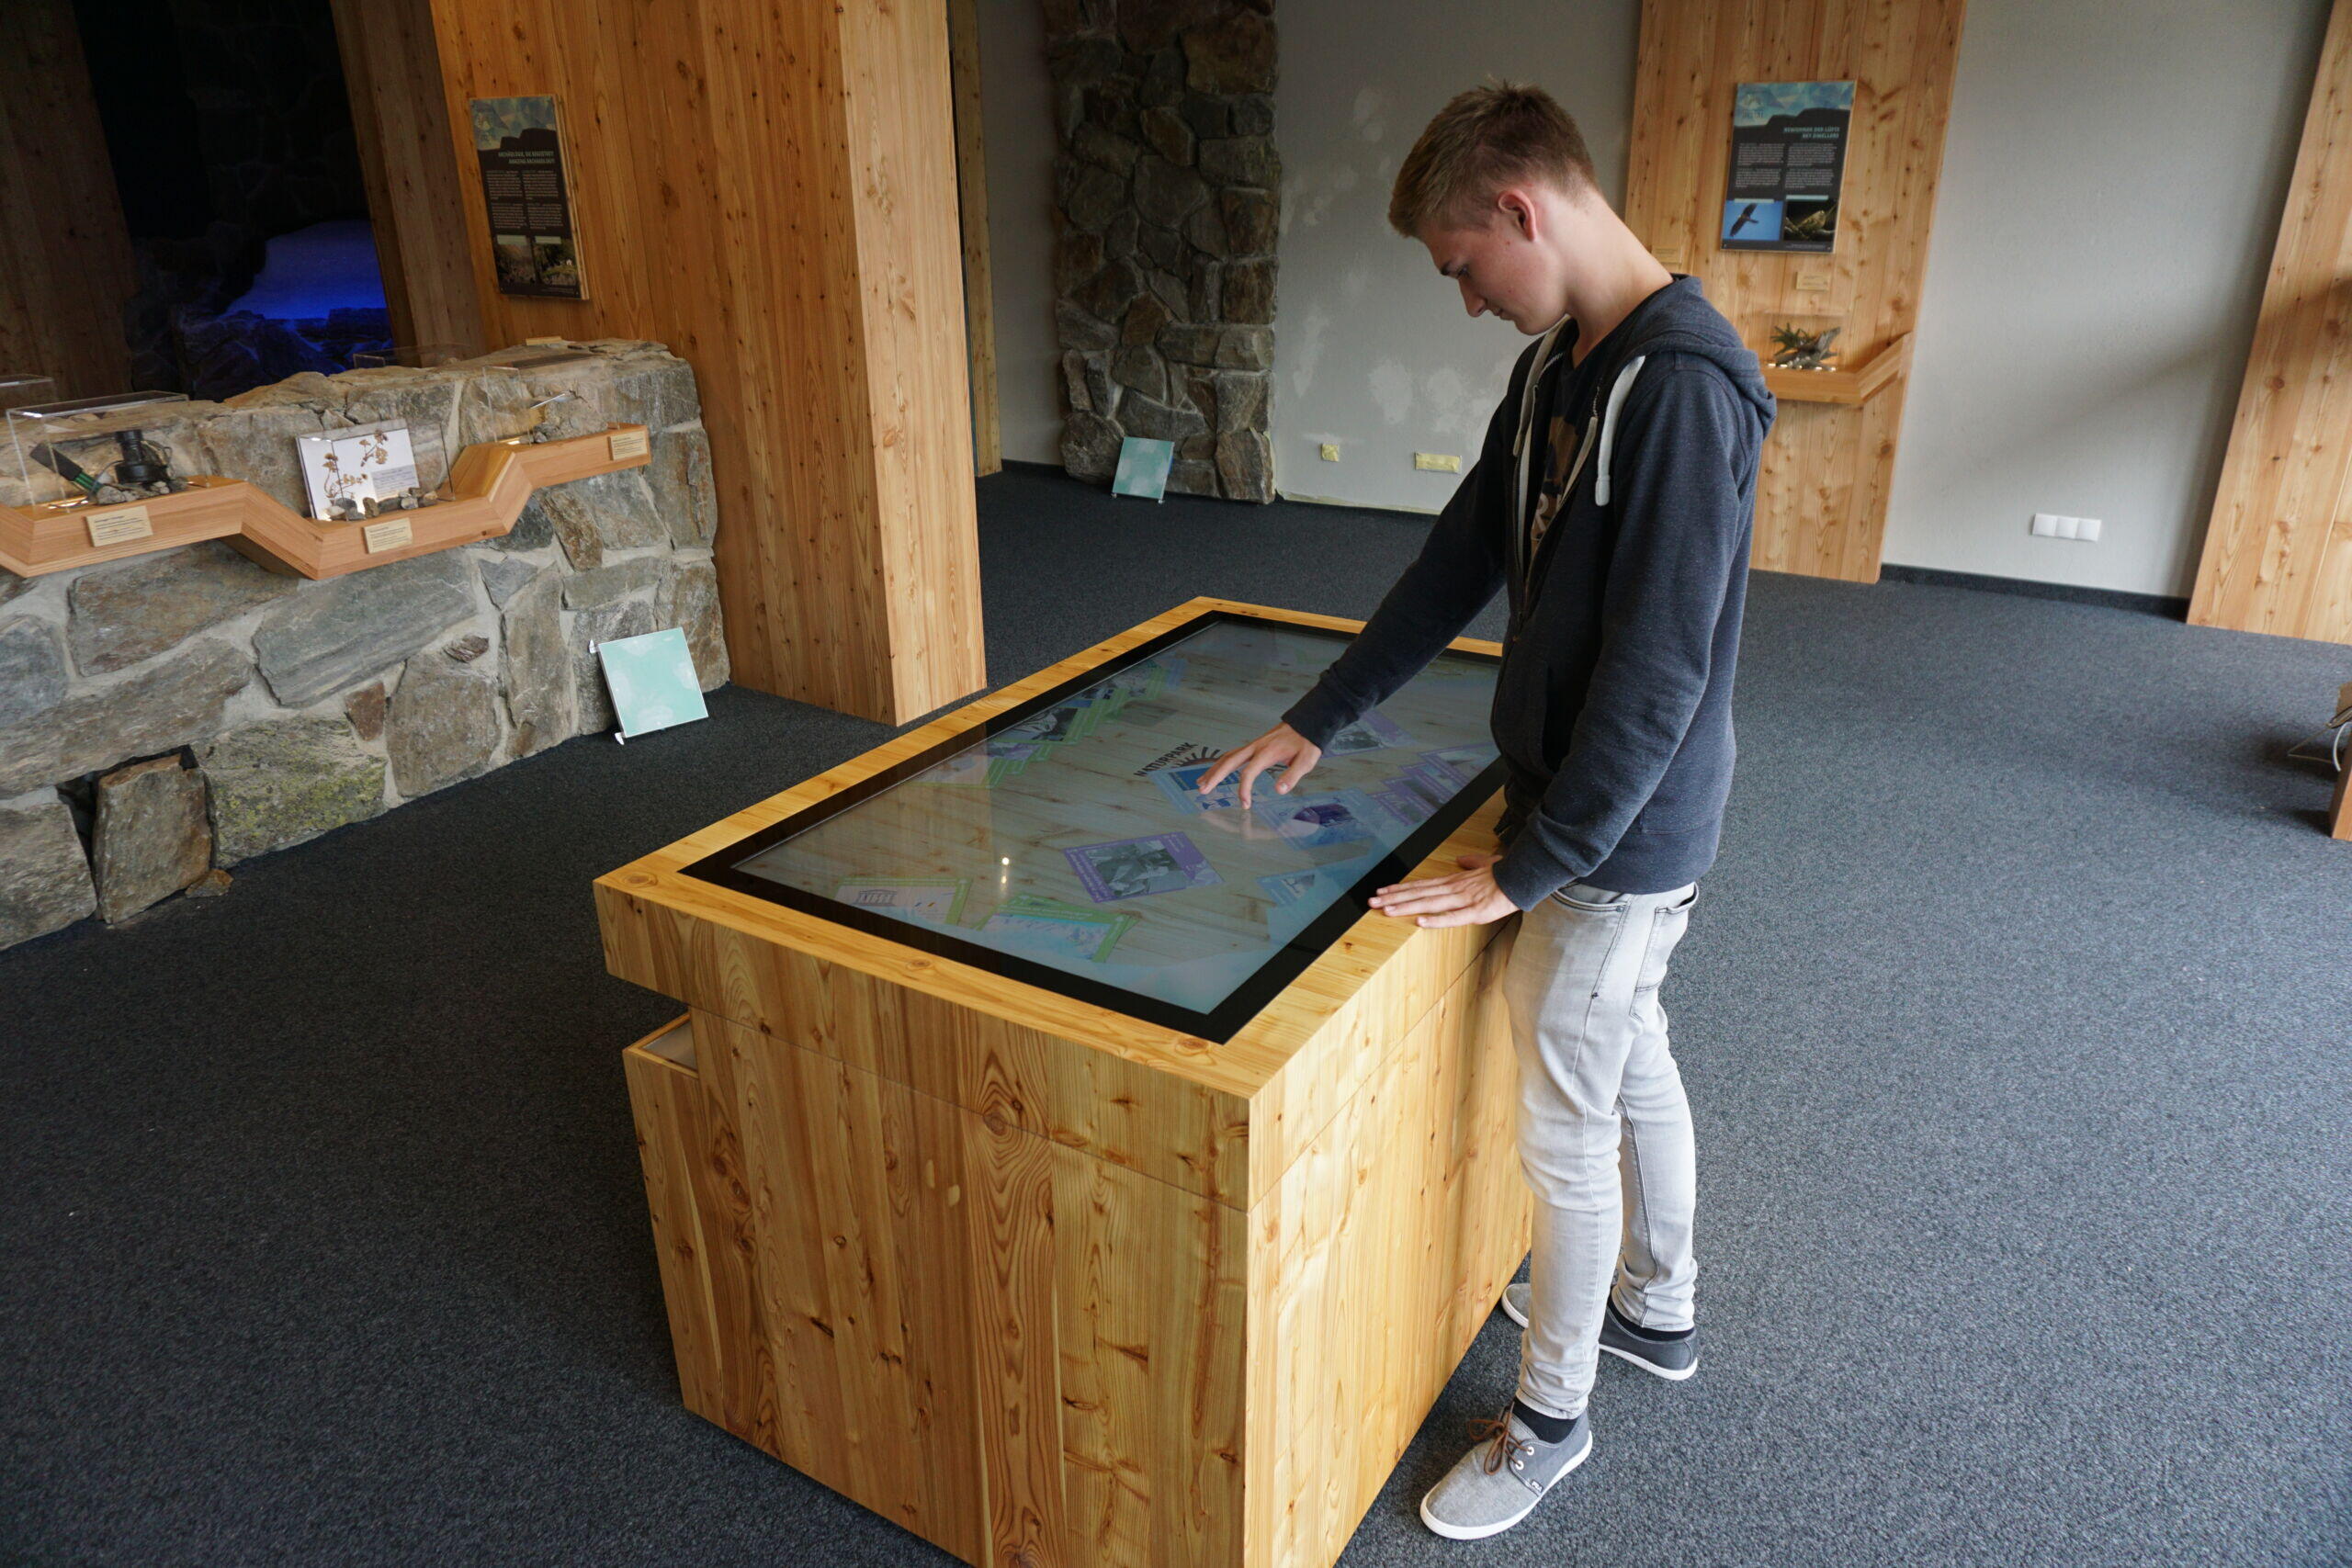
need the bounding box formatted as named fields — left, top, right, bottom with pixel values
left=1414, top=452, right=1461, bottom=473
left=1318, top=443, right=1340, bottom=462
left=2032, top=513, right=2102, bottom=542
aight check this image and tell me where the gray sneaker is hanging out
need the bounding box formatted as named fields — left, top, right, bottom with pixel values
left=1419, top=1407, right=1592, bottom=1540
left=1499, top=1281, right=1700, bottom=1381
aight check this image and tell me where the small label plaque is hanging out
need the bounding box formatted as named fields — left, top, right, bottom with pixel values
left=1653, top=244, right=1687, bottom=267
left=1794, top=269, right=1833, bottom=293
left=85, top=504, right=153, bottom=547
left=608, top=428, right=650, bottom=461
left=362, top=518, right=414, bottom=554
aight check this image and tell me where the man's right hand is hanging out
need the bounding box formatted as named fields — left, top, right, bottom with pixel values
left=1199, top=722, right=1324, bottom=809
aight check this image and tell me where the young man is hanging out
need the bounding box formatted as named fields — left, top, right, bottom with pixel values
left=1199, top=83, right=1774, bottom=1540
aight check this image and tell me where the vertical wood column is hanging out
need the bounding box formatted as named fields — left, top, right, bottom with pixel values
left=1623, top=0, right=1968, bottom=583
left=330, top=0, right=483, bottom=362
left=2190, top=0, right=2352, bottom=644
left=0, top=0, right=136, bottom=400
left=949, top=0, right=1002, bottom=479
left=420, top=0, right=986, bottom=723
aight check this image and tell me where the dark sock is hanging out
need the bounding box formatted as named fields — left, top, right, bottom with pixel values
left=1510, top=1398, right=1578, bottom=1443
left=1610, top=1300, right=1693, bottom=1341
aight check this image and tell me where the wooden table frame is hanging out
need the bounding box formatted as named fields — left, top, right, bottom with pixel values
left=597, top=598, right=1532, bottom=1568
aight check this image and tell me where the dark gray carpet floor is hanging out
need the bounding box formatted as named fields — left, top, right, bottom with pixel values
left=4, top=463, right=2347, bottom=1567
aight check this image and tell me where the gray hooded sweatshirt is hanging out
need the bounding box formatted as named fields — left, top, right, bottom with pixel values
left=1283, top=274, right=1777, bottom=905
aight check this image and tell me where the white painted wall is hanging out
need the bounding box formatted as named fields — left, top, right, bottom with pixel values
left=1267, top=0, right=1640, bottom=513
left=978, top=0, right=1063, bottom=465
left=981, top=0, right=2331, bottom=598
left=1883, top=0, right=2328, bottom=598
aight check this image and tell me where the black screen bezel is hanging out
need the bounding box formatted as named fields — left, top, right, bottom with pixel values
left=678, top=610, right=1506, bottom=1043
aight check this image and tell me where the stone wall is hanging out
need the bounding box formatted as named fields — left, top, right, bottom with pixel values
left=0, top=340, right=726, bottom=953
left=1046, top=0, right=1279, bottom=502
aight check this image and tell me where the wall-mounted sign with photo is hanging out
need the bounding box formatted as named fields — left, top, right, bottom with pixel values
left=1721, top=82, right=1853, bottom=254
left=470, top=96, right=587, bottom=299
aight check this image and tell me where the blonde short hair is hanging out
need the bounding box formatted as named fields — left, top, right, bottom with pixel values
left=1388, top=81, right=1599, bottom=237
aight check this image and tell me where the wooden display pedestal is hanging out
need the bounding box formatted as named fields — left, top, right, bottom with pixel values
left=598, top=601, right=1532, bottom=1568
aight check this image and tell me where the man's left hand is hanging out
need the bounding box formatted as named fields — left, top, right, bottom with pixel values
left=1367, top=852, right=1520, bottom=928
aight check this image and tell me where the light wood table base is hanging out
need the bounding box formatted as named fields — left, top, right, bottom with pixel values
left=602, top=601, right=1532, bottom=1568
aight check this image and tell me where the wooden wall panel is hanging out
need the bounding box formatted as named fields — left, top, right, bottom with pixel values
left=2190, top=0, right=2352, bottom=644
left=1623, top=0, right=1969, bottom=582
left=0, top=0, right=135, bottom=400
left=419, top=0, right=986, bottom=723
left=330, top=0, right=483, bottom=361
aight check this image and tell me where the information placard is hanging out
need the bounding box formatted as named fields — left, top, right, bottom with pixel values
left=1721, top=82, right=1853, bottom=254
left=471, top=96, right=587, bottom=299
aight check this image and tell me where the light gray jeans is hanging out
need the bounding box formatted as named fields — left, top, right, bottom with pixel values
left=1503, top=878, right=1701, bottom=1420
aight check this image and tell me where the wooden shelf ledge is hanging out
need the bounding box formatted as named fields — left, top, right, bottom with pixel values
left=0, top=424, right=650, bottom=581
left=1760, top=333, right=1914, bottom=407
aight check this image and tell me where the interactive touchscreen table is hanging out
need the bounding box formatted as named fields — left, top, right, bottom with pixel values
left=596, top=600, right=1534, bottom=1568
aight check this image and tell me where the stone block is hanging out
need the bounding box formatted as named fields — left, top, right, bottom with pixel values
left=502, top=570, right=573, bottom=756
left=1183, top=10, right=1276, bottom=94
left=1123, top=293, right=1173, bottom=346
left=657, top=558, right=730, bottom=692
left=486, top=495, right=557, bottom=554
left=1141, top=104, right=1194, bottom=164
left=0, top=617, right=67, bottom=730
left=1216, top=431, right=1273, bottom=502
left=1179, top=94, right=1229, bottom=141
left=1102, top=209, right=1141, bottom=263
left=340, top=370, right=464, bottom=491
left=345, top=681, right=388, bottom=740
left=571, top=600, right=654, bottom=736
left=1075, top=258, right=1144, bottom=323
left=0, top=638, right=252, bottom=799
left=1140, top=47, right=1188, bottom=107
left=476, top=555, right=541, bottom=609
left=539, top=469, right=668, bottom=570
left=1063, top=352, right=1117, bottom=415
left=1073, top=123, right=1141, bottom=176
left=67, top=541, right=296, bottom=676
left=454, top=367, right=545, bottom=446
left=1185, top=202, right=1230, bottom=258
left=1133, top=155, right=1210, bottom=227
left=1222, top=258, right=1277, bottom=324
left=563, top=557, right=671, bottom=609
left=1080, top=82, right=1139, bottom=141
left=1214, top=369, right=1269, bottom=433
left=649, top=425, right=718, bottom=547
left=1168, top=458, right=1220, bottom=496
left=1216, top=325, right=1275, bottom=370
left=1061, top=411, right=1124, bottom=481
left=1119, top=394, right=1208, bottom=443
left=252, top=551, right=474, bottom=708
left=1046, top=35, right=1124, bottom=90
left=1189, top=261, right=1224, bottom=321
left=1221, top=188, right=1280, bottom=255
left=444, top=634, right=490, bottom=663
left=200, top=717, right=385, bottom=866
left=1200, top=135, right=1281, bottom=189
left=1056, top=229, right=1106, bottom=293
left=1056, top=301, right=1120, bottom=355
left=0, top=570, right=29, bottom=610
left=1230, top=94, right=1275, bottom=136
left=196, top=402, right=330, bottom=513
left=389, top=657, right=503, bottom=797
left=1159, top=324, right=1222, bottom=367
left=0, top=789, right=95, bottom=948
left=1062, top=161, right=1128, bottom=233
left=1111, top=347, right=1169, bottom=403
left=92, top=756, right=210, bottom=924
left=1118, top=0, right=1205, bottom=52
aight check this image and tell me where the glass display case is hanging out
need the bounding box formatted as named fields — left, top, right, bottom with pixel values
left=684, top=609, right=1505, bottom=1040
left=4, top=391, right=193, bottom=509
